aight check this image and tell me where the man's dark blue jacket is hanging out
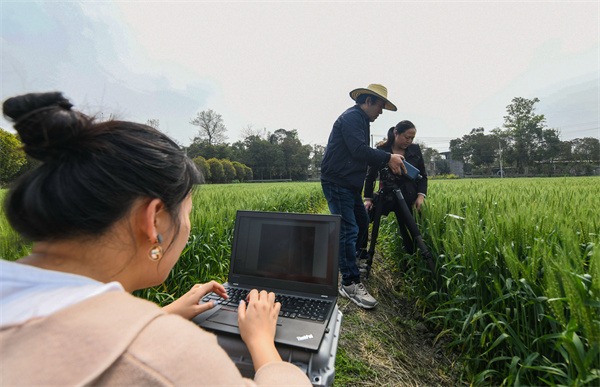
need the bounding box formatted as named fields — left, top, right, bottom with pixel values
left=321, top=105, right=390, bottom=191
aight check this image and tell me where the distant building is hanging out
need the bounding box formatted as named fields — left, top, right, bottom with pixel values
left=440, top=151, right=464, bottom=177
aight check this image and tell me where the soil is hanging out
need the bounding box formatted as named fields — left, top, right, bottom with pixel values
left=333, top=252, right=461, bottom=386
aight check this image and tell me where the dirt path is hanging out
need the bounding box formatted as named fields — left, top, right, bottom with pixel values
left=333, top=252, right=459, bottom=386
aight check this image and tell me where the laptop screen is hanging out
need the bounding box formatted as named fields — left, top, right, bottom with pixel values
left=229, top=211, right=340, bottom=293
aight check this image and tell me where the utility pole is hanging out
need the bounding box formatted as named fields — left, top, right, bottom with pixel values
left=498, top=142, right=504, bottom=178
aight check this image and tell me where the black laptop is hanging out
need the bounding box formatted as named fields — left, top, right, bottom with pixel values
left=193, top=210, right=341, bottom=352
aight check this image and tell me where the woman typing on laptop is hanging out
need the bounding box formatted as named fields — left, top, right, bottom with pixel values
left=0, top=92, right=310, bottom=386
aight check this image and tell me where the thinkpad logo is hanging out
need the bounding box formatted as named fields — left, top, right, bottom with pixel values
left=296, top=334, right=314, bottom=341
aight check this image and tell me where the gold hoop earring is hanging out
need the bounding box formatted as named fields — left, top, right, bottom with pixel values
left=148, top=234, right=163, bottom=261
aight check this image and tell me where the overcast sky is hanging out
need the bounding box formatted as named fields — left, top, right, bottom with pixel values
left=2, top=1, right=598, bottom=152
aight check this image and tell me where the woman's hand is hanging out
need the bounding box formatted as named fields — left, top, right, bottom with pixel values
left=414, top=194, right=425, bottom=211
left=364, top=198, right=373, bottom=211
left=238, top=289, right=282, bottom=370
left=162, top=281, right=227, bottom=320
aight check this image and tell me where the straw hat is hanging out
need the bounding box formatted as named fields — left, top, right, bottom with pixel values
left=349, top=84, right=397, bottom=111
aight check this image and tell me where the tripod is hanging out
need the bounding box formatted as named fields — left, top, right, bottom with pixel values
left=360, top=184, right=436, bottom=279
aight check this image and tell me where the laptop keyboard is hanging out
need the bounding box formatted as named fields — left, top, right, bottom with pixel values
left=202, top=287, right=333, bottom=322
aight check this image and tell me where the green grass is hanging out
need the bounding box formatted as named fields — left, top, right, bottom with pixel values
left=0, top=190, right=31, bottom=261
left=2, top=177, right=599, bottom=385
left=334, top=346, right=377, bottom=385
left=136, top=182, right=327, bottom=303
left=375, top=176, right=600, bottom=386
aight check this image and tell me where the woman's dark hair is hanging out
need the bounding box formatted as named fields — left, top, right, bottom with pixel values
left=380, top=120, right=416, bottom=148
left=2, top=91, right=203, bottom=242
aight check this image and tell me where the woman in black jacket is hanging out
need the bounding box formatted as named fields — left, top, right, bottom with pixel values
left=362, top=120, right=428, bottom=255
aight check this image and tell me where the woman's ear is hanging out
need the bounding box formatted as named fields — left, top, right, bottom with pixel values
left=143, top=198, right=166, bottom=243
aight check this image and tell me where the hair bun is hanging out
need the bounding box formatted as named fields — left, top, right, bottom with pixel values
left=2, top=92, right=89, bottom=162
left=3, top=92, right=72, bottom=121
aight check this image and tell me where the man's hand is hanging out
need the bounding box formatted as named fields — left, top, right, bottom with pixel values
left=388, top=153, right=407, bottom=175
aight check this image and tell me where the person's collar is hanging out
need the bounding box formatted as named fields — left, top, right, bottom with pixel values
left=352, top=104, right=370, bottom=122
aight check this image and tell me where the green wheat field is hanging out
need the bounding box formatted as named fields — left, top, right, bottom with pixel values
left=1, top=177, right=598, bottom=386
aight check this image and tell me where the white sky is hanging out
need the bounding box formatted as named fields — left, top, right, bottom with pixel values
left=2, top=1, right=598, bottom=152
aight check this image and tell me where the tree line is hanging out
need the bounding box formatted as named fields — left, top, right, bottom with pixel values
left=182, top=109, right=450, bottom=182
left=184, top=109, right=317, bottom=182
left=449, top=97, right=599, bottom=177
left=1, top=97, right=597, bottom=186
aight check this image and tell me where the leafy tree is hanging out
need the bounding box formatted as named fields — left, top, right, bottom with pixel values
left=269, top=129, right=311, bottom=180
left=568, top=137, right=600, bottom=175
left=502, top=97, right=546, bottom=174
left=470, top=131, right=497, bottom=168
left=421, top=144, right=441, bottom=176
left=232, top=161, right=246, bottom=182
left=190, top=109, right=228, bottom=145
left=435, top=159, right=451, bottom=175
left=268, top=129, right=287, bottom=145
left=449, top=137, right=467, bottom=163
left=539, top=129, right=562, bottom=159
left=187, top=141, right=233, bottom=160
left=221, top=159, right=236, bottom=183
left=192, top=156, right=251, bottom=183
left=243, top=165, right=253, bottom=181
left=570, top=137, right=600, bottom=162
left=534, top=129, right=564, bottom=175
left=308, top=144, right=325, bottom=179
left=0, top=128, right=26, bottom=185
left=206, top=158, right=225, bottom=183
left=269, top=129, right=294, bottom=178
left=449, top=128, right=499, bottom=174
left=192, top=156, right=210, bottom=182
left=241, top=134, right=285, bottom=180
left=557, top=140, right=573, bottom=161
left=229, top=140, right=247, bottom=162
left=186, top=122, right=312, bottom=181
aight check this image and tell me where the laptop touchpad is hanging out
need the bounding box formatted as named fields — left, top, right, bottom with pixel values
left=208, top=310, right=239, bottom=327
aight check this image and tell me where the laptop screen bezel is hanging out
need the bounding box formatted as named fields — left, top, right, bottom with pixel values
left=228, top=210, right=340, bottom=297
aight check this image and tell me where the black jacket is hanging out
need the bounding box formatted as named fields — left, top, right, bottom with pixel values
left=363, top=143, right=428, bottom=207
left=321, top=106, right=390, bottom=191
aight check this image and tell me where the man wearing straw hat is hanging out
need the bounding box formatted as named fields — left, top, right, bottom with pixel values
left=321, top=83, right=406, bottom=309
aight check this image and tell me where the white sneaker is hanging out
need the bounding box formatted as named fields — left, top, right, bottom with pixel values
left=339, top=282, right=378, bottom=309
